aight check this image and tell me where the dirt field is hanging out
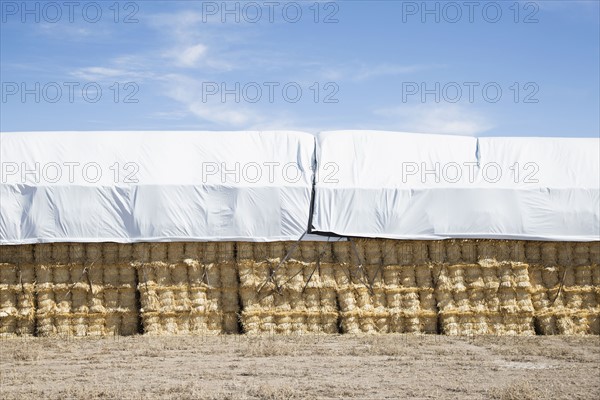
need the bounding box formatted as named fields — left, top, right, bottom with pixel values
left=1, top=335, right=599, bottom=399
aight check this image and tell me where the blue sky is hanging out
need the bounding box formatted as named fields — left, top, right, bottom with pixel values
left=1, top=0, right=599, bottom=136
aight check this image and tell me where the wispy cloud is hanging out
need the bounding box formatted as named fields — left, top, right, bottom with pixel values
left=169, top=44, right=208, bottom=67
left=37, top=23, right=96, bottom=38
left=70, top=65, right=154, bottom=83
left=71, top=66, right=140, bottom=81
left=149, top=111, right=190, bottom=120
left=353, top=64, right=438, bottom=81
left=374, top=104, right=493, bottom=136
left=188, top=102, right=260, bottom=126
left=310, top=62, right=442, bottom=82
left=147, top=11, right=242, bottom=71
left=158, top=73, right=264, bottom=127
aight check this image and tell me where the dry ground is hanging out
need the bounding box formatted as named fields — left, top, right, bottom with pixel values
left=1, top=335, right=599, bottom=399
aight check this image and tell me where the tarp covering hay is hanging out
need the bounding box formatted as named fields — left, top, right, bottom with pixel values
left=33, top=243, right=138, bottom=336
left=435, top=241, right=535, bottom=335
left=1, top=131, right=598, bottom=338
left=528, top=242, right=600, bottom=335
left=0, top=131, right=315, bottom=244
left=238, top=242, right=338, bottom=334
left=312, top=131, right=599, bottom=242
left=0, top=245, right=35, bottom=336
left=136, top=242, right=239, bottom=335
left=333, top=240, right=437, bottom=334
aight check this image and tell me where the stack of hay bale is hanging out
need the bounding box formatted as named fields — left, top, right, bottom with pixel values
left=136, top=242, right=238, bottom=335
left=435, top=240, right=535, bottom=335
left=334, top=240, right=437, bottom=334
left=34, top=243, right=138, bottom=336
left=99, top=243, right=138, bottom=335
left=528, top=242, right=600, bottom=335
left=0, top=245, right=36, bottom=336
left=2, top=239, right=598, bottom=337
left=238, top=241, right=338, bottom=334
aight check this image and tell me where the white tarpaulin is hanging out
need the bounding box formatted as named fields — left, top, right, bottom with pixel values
left=312, top=130, right=600, bottom=241
left=0, top=131, right=315, bottom=244
left=2, top=130, right=598, bottom=244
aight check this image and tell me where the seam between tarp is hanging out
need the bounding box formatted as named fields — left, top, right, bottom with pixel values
left=475, top=137, right=481, bottom=167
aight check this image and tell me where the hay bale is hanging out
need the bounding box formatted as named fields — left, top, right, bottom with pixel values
left=435, top=242, right=535, bottom=336
left=137, top=243, right=170, bottom=335
left=3, top=239, right=595, bottom=337
left=0, top=246, right=16, bottom=264
left=136, top=242, right=238, bottom=335
left=52, top=262, right=72, bottom=336
left=188, top=257, right=209, bottom=334
left=238, top=241, right=338, bottom=334
left=35, top=262, right=57, bottom=336
left=530, top=242, right=600, bottom=335
left=1, top=245, right=34, bottom=267
left=16, top=264, right=36, bottom=335
left=102, top=246, right=137, bottom=336
left=333, top=241, right=361, bottom=334
left=33, top=244, right=53, bottom=264
left=334, top=240, right=437, bottom=334
left=0, top=263, right=19, bottom=336
left=30, top=243, right=138, bottom=337
left=69, top=243, right=89, bottom=335
left=219, top=242, right=240, bottom=333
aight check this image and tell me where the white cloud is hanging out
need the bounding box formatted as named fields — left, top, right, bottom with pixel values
left=71, top=67, right=129, bottom=80
left=146, top=11, right=203, bottom=33
left=188, top=102, right=258, bottom=126
left=148, top=11, right=239, bottom=70
left=354, top=64, right=435, bottom=81
left=149, top=111, right=190, bottom=120
left=169, top=44, right=208, bottom=68
left=310, top=62, right=442, bottom=82
left=71, top=66, right=152, bottom=82
left=37, top=23, right=95, bottom=38
left=159, top=74, right=263, bottom=128
left=374, top=104, right=493, bottom=136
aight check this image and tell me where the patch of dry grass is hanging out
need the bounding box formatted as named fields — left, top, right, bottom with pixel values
left=245, top=384, right=310, bottom=400
left=489, top=380, right=547, bottom=400
left=1, top=335, right=598, bottom=400
left=11, top=347, right=39, bottom=361
left=237, top=340, right=301, bottom=357
left=0, top=382, right=311, bottom=400
left=474, top=335, right=600, bottom=363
